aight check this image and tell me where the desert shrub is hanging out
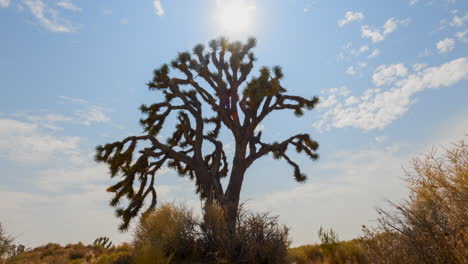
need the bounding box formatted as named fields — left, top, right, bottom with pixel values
left=361, top=139, right=468, bottom=264
left=68, top=247, right=87, bottom=260
left=288, top=244, right=323, bottom=263
left=317, top=227, right=339, bottom=257
left=40, top=243, right=62, bottom=259
left=131, top=202, right=290, bottom=263
left=0, top=223, right=14, bottom=259
left=133, top=203, right=200, bottom=262
left=132, top=243, right=173, bottom=264
left=193, top=203, right=290, bottom=264
left=288, top=228, right=367, bottom=264
left=96, top=251, right=132, bottom=264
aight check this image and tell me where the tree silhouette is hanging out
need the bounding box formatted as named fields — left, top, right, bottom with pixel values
left=95, top=37, right=320, bottom=231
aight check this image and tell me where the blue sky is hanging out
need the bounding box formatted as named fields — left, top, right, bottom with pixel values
left=0, top=0, right=467, bottom=247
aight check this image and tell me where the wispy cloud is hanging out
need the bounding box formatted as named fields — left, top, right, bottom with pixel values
left=314, top=58, right=468, bottom=130
left=153, top=0, right=164, bottom=16
left=56, top=0, right=81, bottom=12
left=368, top=48, right=380, bottom=58
left=0, top=0, right=9, bottom=8
left=76, top=106, right=111, bottom=126
left=361, top=17, right=410, bottom=43
left=436, top=37, right=455, bottom=53
left=412, top=63, right=427, bottom=72
left=338, top=11, right=364, bottom=27
left=23, top=0, right=77, bottom=32
left=0, top=118, right=80, bottom=162
left=345, top=66, right=357, bottom=76
left=59, top=95, right=88, bottom=104
left=455, top=30, right=468, bottom=43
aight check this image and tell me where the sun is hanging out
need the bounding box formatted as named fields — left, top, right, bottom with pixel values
left=215, top=0, right=256, bottom=36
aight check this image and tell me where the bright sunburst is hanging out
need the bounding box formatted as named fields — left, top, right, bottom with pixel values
left=215, top=0, right=256, bottom=36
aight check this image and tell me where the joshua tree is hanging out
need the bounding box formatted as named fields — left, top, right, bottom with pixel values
left=96, top=37, right=320, bottom=231
left=94, top=237, right=113, bottom=248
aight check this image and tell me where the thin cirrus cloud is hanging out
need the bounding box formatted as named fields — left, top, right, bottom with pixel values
left=56, top=0, right=81, bottom=12
left=338, top=11, right=364, bottom=27
left=314, top=57, right=468, bottom=131
left=361, top=17, right=411, bottom=43
left=154, top=0, right=164, bottom=16
left=0, top=118, right=80, bottom=163
left=23, top=0, right=79, bottom=32
left=368, top=48, right=380, bottom=58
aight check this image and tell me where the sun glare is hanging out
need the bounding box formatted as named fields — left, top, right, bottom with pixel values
left=216, top=0, right=256, bottom=36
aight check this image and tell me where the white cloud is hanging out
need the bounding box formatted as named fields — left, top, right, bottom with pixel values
left=7, top=96, right=111, bottom=128
left=56, top=0, right=81, bottom=12
left=59, top=95, right=88, bottom=104
left=436, top=37, right=455, bottom=54
left=361, top=17, right=410, bottom=43
left=345, top=66, right=357, bottom=75
left=340, top=43, right=371, bottom=59
left=345, top=96, right=359, bottom=106
left=76, top=106, right=111, bottom=126
left=368, top=48, right=380, bottom=59
left=409, top=0, right=420, bottom=5
left=318, top=87, right=350, bottom=108
left=314, top=57, right=468, bottom=130
left=455, top=30, right=468, bottom=43
left=375, top=136, right=386, bottom=142
left=450, top=13, right=468, bottom=27
left=330, top=86, right=351, bottom=96
left=0, top=186, right=131, bottom=247
left=372, top=64, right=408, bottom=86
left=338, top=11, right=364, bottom=27
left=0, top=118, right=80, bottom=162
left=37, top=164, right=107, bottom=192
left=318, top=86, right=351, bottom=108
left=359, top=45, right=369, bottom=53
left=361, top=25, right=384, bottom=42
left=153, top=0, right=164, bottom=16
left=412, top=63, right=427, bottom=72
left=0, top=0, right=9, bottom=8
left=383, top=17, right=398, bottom=34
left=23, top=0, right=77, bottom=32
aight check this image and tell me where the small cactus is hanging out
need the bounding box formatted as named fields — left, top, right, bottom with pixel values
left=93, top=236, right=113, bottom=248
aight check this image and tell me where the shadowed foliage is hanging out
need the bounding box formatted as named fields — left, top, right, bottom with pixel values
left=95, top=37, right=320, bottom=231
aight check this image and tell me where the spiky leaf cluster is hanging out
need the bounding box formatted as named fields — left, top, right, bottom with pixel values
left=93, top=237, right=113, bottom=249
